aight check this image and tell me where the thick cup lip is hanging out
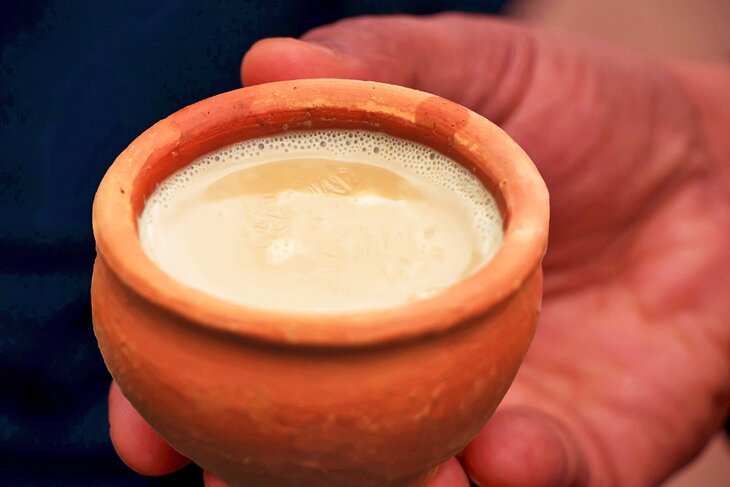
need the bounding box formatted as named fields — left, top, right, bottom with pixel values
left=92, top=79, right=549, bottom=348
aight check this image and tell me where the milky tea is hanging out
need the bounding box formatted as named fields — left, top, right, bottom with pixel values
left=138, top=130, right=503, bottom=313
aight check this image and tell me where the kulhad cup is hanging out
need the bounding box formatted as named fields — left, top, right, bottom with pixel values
left=91, top=79, right=549, bottom=487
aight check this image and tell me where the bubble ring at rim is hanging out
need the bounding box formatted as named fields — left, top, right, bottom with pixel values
left=92, top=78, right=549, bottom=348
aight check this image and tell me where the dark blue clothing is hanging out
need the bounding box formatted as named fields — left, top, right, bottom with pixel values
left=1, top=1, right=507, bottom=485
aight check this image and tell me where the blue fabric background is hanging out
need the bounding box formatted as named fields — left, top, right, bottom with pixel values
left=1, top=1, right=507, bottom=485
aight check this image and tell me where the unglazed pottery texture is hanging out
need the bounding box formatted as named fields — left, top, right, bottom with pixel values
left=91, top=79, right=549, bottom=487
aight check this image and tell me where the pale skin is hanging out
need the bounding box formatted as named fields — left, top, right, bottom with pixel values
left=108, top=14, right=730, bottom=487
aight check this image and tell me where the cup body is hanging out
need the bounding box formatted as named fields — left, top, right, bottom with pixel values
left=91, top=79, right=549, bottom=487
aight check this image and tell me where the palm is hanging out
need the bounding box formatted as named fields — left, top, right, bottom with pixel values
left=506, top=195, right=730, bottom=485
left=510, top=221, right=729, bottom=485
left=472, top=36, right=730, bottom=485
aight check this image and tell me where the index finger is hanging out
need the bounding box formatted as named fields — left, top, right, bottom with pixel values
left=108, top=381, right=191, bottom=476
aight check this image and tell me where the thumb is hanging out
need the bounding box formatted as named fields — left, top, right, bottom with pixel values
left=462, top=408, right=590, bottom=487
left=241, top=14, right=532, bottom=124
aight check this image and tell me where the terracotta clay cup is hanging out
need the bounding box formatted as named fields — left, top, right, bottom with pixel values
left=91, top=79, right=549, bottom=487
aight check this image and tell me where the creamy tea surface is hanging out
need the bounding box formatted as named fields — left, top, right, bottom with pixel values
left=139, top=130, right=503, bottom=313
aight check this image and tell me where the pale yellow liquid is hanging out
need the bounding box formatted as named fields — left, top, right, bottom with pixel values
left=139, top=130, right=502, bottom=313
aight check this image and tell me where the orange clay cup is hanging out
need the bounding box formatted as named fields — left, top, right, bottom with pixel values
left=91, top=79, right=549, bottom=487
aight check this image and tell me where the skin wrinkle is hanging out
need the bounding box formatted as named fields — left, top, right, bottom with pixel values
left=489, top=24, right=537, bottom=132
left=544, top=409, right=595, bottom=487
left=551, top=415, right=591, bottom=487
left=506, top=62, right=626, bottom=231
left=468, top=31, right=515, bottom=124
left=544, top=49, right=608, bottom=185
left=303, top=17, right=416, bottom=83
left=444, top=18, right=534, bottom=125
left=572, top=68, right=650, bottom=212
left=500, top=33, right=591, bottom=181
left=635, top=67, right=703, bottom=200
left=542, top=228, right=635, bottom=296
left=518, top=52, right=609, bottom=248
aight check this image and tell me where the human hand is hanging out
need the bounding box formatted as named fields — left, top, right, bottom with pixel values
left=109, top=14, right=730, bottom=486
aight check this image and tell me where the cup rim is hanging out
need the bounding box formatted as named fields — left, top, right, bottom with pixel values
left=92, top=79, right=549, bottom=348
